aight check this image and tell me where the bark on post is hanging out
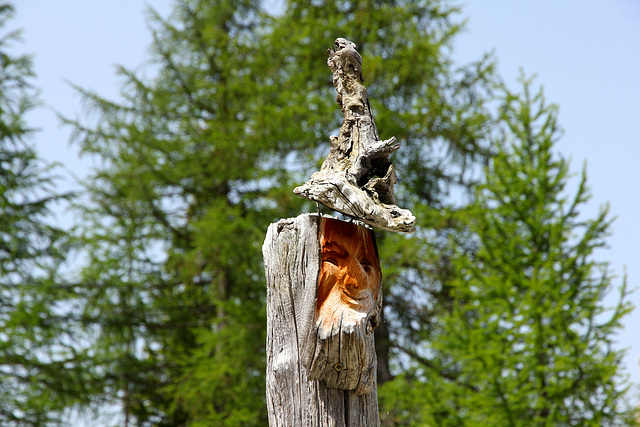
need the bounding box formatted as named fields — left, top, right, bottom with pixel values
left=264, top=214, right=381, bottom=426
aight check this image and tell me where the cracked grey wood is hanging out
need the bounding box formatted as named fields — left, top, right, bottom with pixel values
left=264, top=214, right=380, bottom=426
left=294, top=38, right=416, bottom=233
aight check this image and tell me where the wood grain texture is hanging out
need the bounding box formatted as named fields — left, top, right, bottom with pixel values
left=264, top=214, right=380, bottom=426
left=306, top=217, right=382, bottom=394
left=293, top=38, right=415, bottom=233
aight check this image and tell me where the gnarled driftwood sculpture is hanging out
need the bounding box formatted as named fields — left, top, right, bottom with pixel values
left=294, top=38, right=416, bottom=233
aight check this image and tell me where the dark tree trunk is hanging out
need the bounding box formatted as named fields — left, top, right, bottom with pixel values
left=374, top=309, right=394, bottom=385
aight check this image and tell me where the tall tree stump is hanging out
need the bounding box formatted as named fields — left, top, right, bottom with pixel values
left=263, top=214, right=381, bottom=426
left=265, top=37, right=413, bottom=426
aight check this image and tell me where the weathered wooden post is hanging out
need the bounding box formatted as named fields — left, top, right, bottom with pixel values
left=263, top=38, right=415, bottom=426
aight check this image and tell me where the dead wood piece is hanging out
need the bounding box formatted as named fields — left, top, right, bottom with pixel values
left=294, top=38, right=416, bottom=233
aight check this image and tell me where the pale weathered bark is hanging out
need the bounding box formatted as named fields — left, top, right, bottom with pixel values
left=294, top=38, right=415, bottom=233
left=264, top=214, right=380, bottom=427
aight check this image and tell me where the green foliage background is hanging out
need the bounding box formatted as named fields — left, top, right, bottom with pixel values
left=0, top=0, right=636, bottom=425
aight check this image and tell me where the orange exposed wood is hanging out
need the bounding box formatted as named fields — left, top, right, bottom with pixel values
left=264, top=214, right=381, bottom=422
left=316, top=217, right=381, bottom=335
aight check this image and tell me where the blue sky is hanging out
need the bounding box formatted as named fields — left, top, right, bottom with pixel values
left=14, top=0, right=640, bottom=406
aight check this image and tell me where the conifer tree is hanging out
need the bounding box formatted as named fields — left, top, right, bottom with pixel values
left=0, top=3, right=86, bottom=425
left=66, top=0, right=496, bottom=424
left=411, top=78, right=636, bottom=426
